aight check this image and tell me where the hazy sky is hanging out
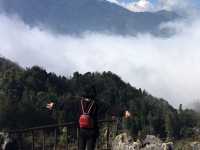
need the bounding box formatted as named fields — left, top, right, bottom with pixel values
left=107, top=0, right=200, bottom=12
left=0, top=1, right=200, bottom=108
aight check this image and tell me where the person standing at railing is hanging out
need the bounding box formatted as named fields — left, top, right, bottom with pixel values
left=75, top=85, right=99, bottom=150
left=46, top=85, right=99, bottom=150
left=78, top=96, right=98, bottom=150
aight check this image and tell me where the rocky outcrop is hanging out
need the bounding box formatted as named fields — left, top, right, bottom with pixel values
left=141, top=135, right=162, bottom=150
left=190, top=142, right=200, bottom=150
left=112, top=134, right=174, bottom=150
left=112, top=133, right=141, bottom=150
left=0, top=132, right=19, bottom=150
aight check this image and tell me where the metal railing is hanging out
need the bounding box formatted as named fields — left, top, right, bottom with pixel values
left=7, top=120, right=117, bottom=150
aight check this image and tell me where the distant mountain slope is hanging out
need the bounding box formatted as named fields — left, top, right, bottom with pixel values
left=0, top=57, right=22, bottom=72
left=0, top=0, right=178, bottom=35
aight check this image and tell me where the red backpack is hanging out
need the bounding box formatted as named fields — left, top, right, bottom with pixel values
left=79, top=99, right=94, bottom=128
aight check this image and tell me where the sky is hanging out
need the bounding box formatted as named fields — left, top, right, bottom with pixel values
left=0, top=0, right=200, bottom=108
left=107, top=0, right=200, bottom=12
left=121, top=0, right=157, bottom=4
left=119, top=0, right=200, bottom=5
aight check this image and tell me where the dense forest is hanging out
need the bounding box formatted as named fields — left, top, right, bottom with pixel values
left=0, top=57, right=199, bottom=140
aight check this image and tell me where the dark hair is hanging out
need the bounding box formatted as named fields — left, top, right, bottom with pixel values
left=82, top=85, right=96, bottom=99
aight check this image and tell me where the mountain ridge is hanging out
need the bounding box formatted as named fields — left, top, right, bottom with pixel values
left=0, top=0, right=178, bottom=35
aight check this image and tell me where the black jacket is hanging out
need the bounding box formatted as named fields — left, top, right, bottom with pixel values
left=53, top=97, right=100, bottom=137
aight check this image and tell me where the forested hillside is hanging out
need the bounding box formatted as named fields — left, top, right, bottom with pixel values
left=0, top=57, right=199, bottom=140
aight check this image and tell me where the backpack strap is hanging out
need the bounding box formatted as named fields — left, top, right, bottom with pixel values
left=81, top=99, right=86, bottom=114
left=87, top=100, right=94, bottom=114
left=81, top=99, right=94, bottom=115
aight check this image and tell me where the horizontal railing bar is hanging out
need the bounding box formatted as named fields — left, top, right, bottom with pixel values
left=8, top=120, right=115, bottom=134
left=8, top=122, right=75, bottom=133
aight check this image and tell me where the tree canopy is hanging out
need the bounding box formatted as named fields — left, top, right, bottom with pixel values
left=0, top=57, right=199, bottom=139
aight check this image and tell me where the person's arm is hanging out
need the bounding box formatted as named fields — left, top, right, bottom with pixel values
left=46, top=99, right=65, bottom=110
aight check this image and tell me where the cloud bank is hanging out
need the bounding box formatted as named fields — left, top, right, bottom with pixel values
left=0, top=12, right=200, bottom=108
left=158, top=0, right=193, bottom=11
left=125, top=0, right=153, bottom=12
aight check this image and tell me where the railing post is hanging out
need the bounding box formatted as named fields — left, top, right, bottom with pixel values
left=77, top=128, right=79, bottom=150
left=31, top=131, right=35, bottom=150
left=54, top=128, right=57, bottom=150
left=19, top=133, right=23, bottom=150
left=106, top=125, right=110, bottom=150
left=42, top=130, right=45, bottom=150
left=66, top=127, right=68, bottom=150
